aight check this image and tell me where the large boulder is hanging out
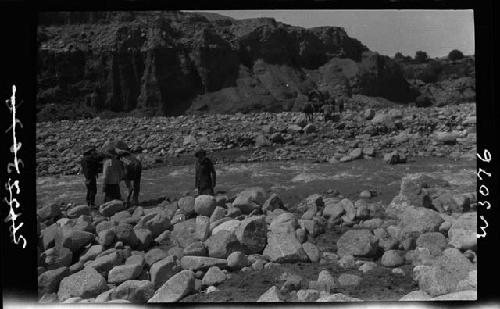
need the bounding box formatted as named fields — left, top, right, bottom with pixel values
left=201, top=266, right=227, bottom=286
left=232, top=187, right=267, bottom=214
left=79, top=245, right=104, bottom=264
left=397, top=206, right=444, bottom=239
left=195, top=216, right=211, bottom=241
left=144, top=248, right=167, bottom=267
left=107, top=263, right=143, bottom=284
left=234, top=216, right=267, bottom=254
left=416, top=232, right=447, bottom=256
left=43, top=246, right=73, bottom=270
left=134, top=211, right=171, bottom=238
left=179, top=256, right=227, bottom=272
left=212, top=219, right=241, bottom=235
left=178, top=196, right=195, bottom=217
left=204, top=231, right=244, bottom=259
left=322, top=198, right=344, bottom=219
left=336, top=229, right=377, bottom=257
left=269, top=212, right=298, bottom=235
left=386, top=173, right=450, bottom=216
left=57, top=267, right=108, bottom=301
left=111, top=280, right=154, bottom=303
left=150, top=256, right=180, bottom=289
left=171, top=219, right=197, bottom=248
left=257, top=286, right=283, bottom=302
left=226, top=251, right=248, bottom=270
left=415, top=248, right=476, bottom=297
left=41, top=223, right=63, bottom=250
left=113, top=223, right=139, bottom=248
left=99, top=200, right=126, bottom=217
left=38, top=203, right=62, bottom=221
left=262, top=194, right=284, bottom=212
left=434, top=131, right=458, bottom=144
left=296, top=194, right=324, bottom=214
left=194, top=195, right=216, bottom=217
left=67, top=205, right=90, bottom=219
left=133, top=228, right=153, bottom=251
left=447, top=212, right=477, bottom=250
left=85, top=251, right=123, bottom=275
left=38, top=266, right=69, bottom=296
left=380, top=250, right=405, bottom=267
left=148, top=270, right=196, bottom=302
left=61, top=229, right=95, bottom=253
left=263, top=232, right=309, bottom=263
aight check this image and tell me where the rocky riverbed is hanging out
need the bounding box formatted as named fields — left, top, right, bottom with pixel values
left=36, top=102, right=476, bottom=177
left=36, top=101, right=477, bottom=303
left=37, top=157, right=477, bottom=303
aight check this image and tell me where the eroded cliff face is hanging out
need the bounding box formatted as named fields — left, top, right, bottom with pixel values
left=37, top=11, right=416, bottom=120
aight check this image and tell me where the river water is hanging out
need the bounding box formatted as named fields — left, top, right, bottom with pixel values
left=37, top=157, right=476, bottom=209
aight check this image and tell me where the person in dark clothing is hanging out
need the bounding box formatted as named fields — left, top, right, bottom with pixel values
left=303, top=102, right=315, bottom=122
left=337, top=96, right=345, bottom=113
left=117, top=148, right=142, bottom=206
left=194, top=148, right=216, bottom=196
left=80, top=146, right=104, bottom=207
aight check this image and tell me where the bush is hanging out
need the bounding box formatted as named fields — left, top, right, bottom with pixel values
left=448, top=49, right=464, bottom=61
left=415, top=51, right=429, bottom=63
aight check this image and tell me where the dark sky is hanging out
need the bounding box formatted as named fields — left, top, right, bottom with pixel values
left=189, top=10, right=474, bottom=58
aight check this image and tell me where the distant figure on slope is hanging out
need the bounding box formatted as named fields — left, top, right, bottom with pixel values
left=303, top=102, right=315, bottom=122
left=115, top=142, right=142, bottom=206
left=322, top=101, right=335, bottom=123
left=194, top=148, right=216, bottom=196
left=336, top=95, right=345, bottom=113
left=102, top=146, right=124, bottom=203
left=80, top=145, right=104, bottom=207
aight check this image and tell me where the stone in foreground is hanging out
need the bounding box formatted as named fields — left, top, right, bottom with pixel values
left=148, top=270, right=196, bottom=302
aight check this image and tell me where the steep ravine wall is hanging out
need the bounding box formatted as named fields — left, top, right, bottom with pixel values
left=37, top=11, right=416, bottom=120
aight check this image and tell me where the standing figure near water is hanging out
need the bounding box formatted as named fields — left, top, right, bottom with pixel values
left=195, top=148, right=216, bottom=196
left=102, top=146, right=124, bottom=202
left=80, top=146, right=104, bottom=207
left=116, top=147, right=142, bottom=206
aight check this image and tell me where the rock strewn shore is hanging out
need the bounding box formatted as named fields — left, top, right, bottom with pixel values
left=36, top=102, right=476, bottom=177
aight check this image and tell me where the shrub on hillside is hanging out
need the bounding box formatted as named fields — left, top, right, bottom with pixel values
left=448, top=49, right=465, bottom=61
left=415, top=51, right=429, bottom=63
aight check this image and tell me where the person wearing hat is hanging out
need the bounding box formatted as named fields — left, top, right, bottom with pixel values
left=102, top=145, right=124, bottom=202
left=80, top=145, right=104, bottom=207
left=116, top=147, right=142, bottom=206
left=194, top=148, right=216, bottom=196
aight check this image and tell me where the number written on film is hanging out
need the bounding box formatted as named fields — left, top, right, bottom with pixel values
left=477, top=149, right=491, bottom=239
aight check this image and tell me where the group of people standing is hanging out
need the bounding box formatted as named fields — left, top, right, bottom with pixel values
left=80, top=142, right=142, bottom=207
left=80, top=142, right=216, bottom=208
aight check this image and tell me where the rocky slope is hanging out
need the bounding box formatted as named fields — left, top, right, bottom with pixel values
left=36, top=102, right=476, bottom=177
left=37, top=11, right=418, bottom=121
left=396, top=56, right=476, bottom=106
left=37, top=168, right=477, bottom=303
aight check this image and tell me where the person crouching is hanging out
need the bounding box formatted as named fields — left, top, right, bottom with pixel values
left=102, top=146, right=123, bottom=202
left=194, top=148, right=216, bottom=196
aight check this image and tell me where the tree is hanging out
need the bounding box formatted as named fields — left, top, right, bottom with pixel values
left=394, top=52, right=405, bottom=59
left=415, top=51, right=429, bottom=63
left=448, top=49, right=464, bottom=61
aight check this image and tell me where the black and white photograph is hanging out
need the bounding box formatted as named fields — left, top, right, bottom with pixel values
left=0, top=0, right=498, bottom=306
